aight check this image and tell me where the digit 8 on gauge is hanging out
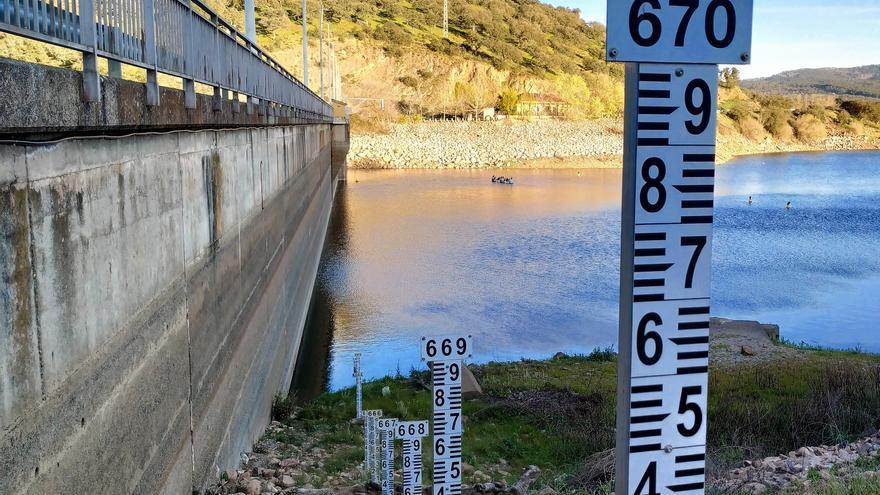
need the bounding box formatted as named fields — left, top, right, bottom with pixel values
left=639, top=157, right=667, bottom=213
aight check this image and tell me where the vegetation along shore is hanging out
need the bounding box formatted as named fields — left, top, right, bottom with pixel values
left=208, top=320, right=880, bottom=495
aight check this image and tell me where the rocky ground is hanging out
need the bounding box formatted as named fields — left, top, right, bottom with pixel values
left=208, top=401, right=880, bottom=495
left=348, top=120, right=624, bottom=169
left=348, top=120, right=880, bottom=169
left=716, top=433, right=880, bottom=494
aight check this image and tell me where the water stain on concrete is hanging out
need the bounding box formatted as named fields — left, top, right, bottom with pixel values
left=202, top=151, right=224, bottom=250
left=117, top=172, right=126, bottom=226
left=49, top=186, right=75, bottom=341
left=1, top=186, right=35, bottom=370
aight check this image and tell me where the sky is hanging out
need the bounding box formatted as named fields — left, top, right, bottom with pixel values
left=549, top=0, right=880, bottom=79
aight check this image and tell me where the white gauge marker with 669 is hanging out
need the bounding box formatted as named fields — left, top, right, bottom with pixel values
left=421, top=335, right=472, bottom=495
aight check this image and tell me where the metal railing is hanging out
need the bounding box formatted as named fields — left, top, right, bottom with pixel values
left=0, top=0, right=331, bottom=120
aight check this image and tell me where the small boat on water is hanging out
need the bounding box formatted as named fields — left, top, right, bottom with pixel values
left=492, top=176, right=514, bottom=185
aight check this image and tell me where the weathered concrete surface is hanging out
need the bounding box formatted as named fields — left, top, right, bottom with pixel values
left=0, top=57, right=327, bottom=136
left=0, top=121, right=346, bottom=493
left=332, top=123, right=351, bottom=182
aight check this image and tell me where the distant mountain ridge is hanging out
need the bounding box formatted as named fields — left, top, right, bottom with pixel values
left=743, top=65, right=880, bottom=99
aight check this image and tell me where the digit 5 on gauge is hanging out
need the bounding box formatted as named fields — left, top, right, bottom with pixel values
left=606, top=0, right=753, bottom=64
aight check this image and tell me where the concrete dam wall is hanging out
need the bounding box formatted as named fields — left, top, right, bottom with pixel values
left=0, top=121, right=346, bottom=492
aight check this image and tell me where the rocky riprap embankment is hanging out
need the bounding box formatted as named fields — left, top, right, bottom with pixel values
left=348, top=120, right=624, bottom=169
left=349, top=120, right=880, bottom=169
left=717, top=432, right=880, bottom=494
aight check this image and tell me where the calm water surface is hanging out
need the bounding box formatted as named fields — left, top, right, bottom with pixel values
left=300, top=151, right=880, bottom=392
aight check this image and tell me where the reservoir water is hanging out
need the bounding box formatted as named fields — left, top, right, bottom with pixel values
left=300, top=151, right=880, bottom=392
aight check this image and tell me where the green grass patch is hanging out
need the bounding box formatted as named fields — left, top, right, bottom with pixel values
left=291, top=349, right=880, bottom=491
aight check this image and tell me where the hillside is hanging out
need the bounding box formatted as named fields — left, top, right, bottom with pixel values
left=2, top=0, right=880, bottom=151
left=743, top=65, right=880, bottom=99
left=0, top=0, right=624, bottom=119
left=242, top=0, right=625, bottom=119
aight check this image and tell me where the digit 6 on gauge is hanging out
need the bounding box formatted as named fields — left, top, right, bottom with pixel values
left=434, top=438, right=446, bottom=456
left=636, top=312, right=663, bottom=366
left=628, top=0, right=661, bottom=47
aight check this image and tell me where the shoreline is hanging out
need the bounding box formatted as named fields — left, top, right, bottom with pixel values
left=347, top=120, right=880, bottom=170
left=349, top=144, right=880, bottom=170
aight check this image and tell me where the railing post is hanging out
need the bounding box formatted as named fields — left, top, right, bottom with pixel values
left=212, top=15, right=222, bottom=112
left=79, top=0, right=101, bottom=101
left=143, top=0, right=160, bottom=106
left=182, top=0, right=196, bottom=109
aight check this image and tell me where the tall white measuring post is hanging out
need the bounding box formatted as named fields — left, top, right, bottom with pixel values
left=377, top=418, right=399, bottom=495
left=421, top=335, right=473, bottom=495
left=396, top=421, right=429, bottom=495
left=354, top=353, right=363, bottom=419
left=364, top=410, right=383, bottom=482
left=606, top=1, right=753, bottom=494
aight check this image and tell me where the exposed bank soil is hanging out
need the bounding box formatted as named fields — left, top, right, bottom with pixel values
left=348, top=120, right=880, bottom=169
left=708, top=317, right=808, bottom=367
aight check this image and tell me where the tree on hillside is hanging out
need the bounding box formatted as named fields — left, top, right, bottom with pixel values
left=454, top=82, right=493, bottom=116
left=720, top=67, right=741, bottom=89
left=498, top=87, right=521, bottom=116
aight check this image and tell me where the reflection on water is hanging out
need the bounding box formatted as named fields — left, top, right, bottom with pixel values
left=300, top=152, right=880, bottom=393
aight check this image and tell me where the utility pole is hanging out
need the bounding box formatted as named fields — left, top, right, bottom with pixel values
left=245, top=0, right=255, bottom=42
left=319, top=0, right=324, bottom=100
left=302, top=0, right=309, bottom=87
left=443, top=0, right=448, bottom=38
left=328, top=21, right=335, bottom=100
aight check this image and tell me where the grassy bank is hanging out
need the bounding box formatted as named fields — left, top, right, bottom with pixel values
left=259, top=345, right=880, bottom=494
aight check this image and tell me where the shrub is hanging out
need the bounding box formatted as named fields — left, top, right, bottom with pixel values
left=723, top=99, right=752, bottom=123
left=840, top=99, right=880, bottom=123
left=755, top=93, right=795, bottom=110
left=738, top=116, right=768, bottom=141
left=374, top=21, right=411, bottom=45
left=398, top=75, right=419, bottom=88
left=762, top=108, right=794, bottom=140
left=793, top=114, right=827, bottom=143
left=801, top=104, right=828, bottom=123
left=271, top=394, right=295, bottom=421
